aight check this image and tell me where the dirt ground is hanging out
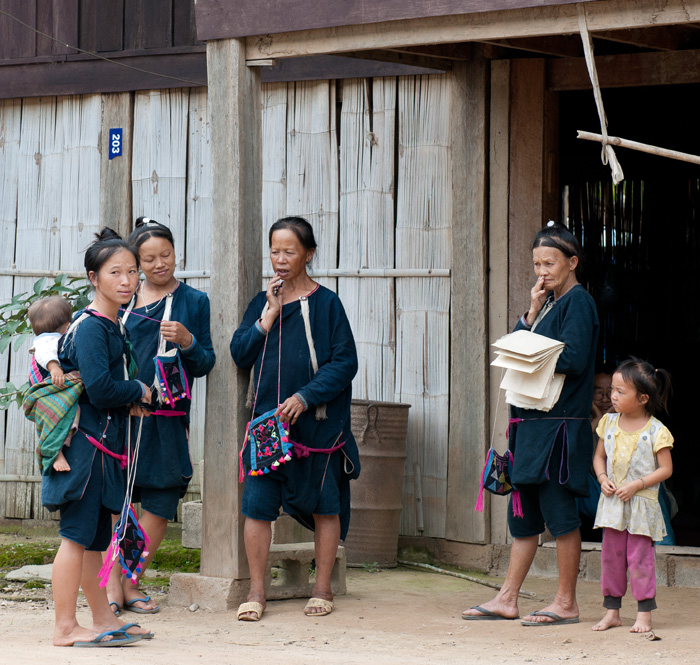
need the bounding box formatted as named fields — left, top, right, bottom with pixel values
left=2, top=547, right=700, bottom=665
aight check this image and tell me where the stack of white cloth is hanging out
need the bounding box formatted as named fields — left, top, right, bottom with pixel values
left=491, top=330, right=565, bottom=412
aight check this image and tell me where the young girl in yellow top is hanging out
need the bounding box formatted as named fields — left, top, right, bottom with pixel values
left=592, top=358, right=673, bottom=633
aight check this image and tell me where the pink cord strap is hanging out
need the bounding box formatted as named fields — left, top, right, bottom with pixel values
left=81, top=430, right=128, bottom=469
left=151, top=409, right=186, bottom=417
left=292, top=440, right=345, bottom=459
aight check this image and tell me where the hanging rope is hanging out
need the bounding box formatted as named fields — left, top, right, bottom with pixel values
left=577, top=4, right=625, bottom=184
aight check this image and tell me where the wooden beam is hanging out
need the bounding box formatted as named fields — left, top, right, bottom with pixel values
left=259, top=54, right=446, bottom=83
left=548, top=47, right=700, bottom=89
left=445, top=58, right=489, bottom=544
left=245, top=0, right=700, bottom=60
left=200, top=38, right=261, bottom=592
left=344, top=49, right=453, bottom=71
left=195, top=0, right=592, bottom=41
left=595, top=25, right=700, bottom=51
left=0, top=52, right=207, bottom=100
left=481, top=35, right=583, bottom=58
left=99, top=92, right=133, bottom=238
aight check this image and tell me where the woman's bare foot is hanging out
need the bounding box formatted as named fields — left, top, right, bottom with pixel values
left=592, top=609, right=622, bottom=631
left=305, top=587, right=333, bottom=615
left=462, top=597, right=519, bottom=620
left=122, top=584, right=159, bottom=612
left=52, top=451, right=70, bottom=472
left=238, top=592, right=266, bottom=621
left=630, top=611, right=652, bottom=633
left=53, top=623, right=101, bottom=647
left=521, top=599, right=579, bottom=624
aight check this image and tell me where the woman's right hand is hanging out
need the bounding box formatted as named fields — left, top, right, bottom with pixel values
left=525, top=276, right=547, bottom=326
left=260, top=274, right=284, bottom=330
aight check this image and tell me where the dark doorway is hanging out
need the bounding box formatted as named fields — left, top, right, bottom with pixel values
left=559, top=85, right=700, bottom=546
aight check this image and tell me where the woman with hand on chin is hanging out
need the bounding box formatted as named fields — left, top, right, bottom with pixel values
left=463, top=222, right=599, bottom=626
left=106, top=218, right=215, bottom=616
left=231, top=216, right=360, bottom=621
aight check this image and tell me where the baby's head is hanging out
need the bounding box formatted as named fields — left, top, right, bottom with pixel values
left=27, top=296, right=73, bottom=336
left=613, top=357, right=672, bottom=416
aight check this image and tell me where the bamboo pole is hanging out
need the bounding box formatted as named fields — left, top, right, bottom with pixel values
left=577, top=130, right=700, bottom=166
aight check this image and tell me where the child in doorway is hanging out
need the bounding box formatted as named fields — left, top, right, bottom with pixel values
left=28, top=295, right=74, bottom=472
left=592, top=357, right=673, bottom=633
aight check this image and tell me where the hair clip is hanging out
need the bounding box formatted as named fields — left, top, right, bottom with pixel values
left=547, top=220, right=556, bottom=227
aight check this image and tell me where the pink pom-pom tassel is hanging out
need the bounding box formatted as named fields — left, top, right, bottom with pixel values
left=511, top=490, right=524, bottom=518
left=473, top=450, right=492, bottom=513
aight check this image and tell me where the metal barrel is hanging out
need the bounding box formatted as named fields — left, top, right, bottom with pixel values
left=344, top=399, right=410, bottom=568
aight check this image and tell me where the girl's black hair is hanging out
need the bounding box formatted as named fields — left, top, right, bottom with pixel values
left=268, top=216, right=317, bottom=252
left=85, top=227, right=138, bottom=278
left=532, top=221, right=584, bottom=277
left=129, top=216, right=175, bottom=253
left=615, top=357, right=673, bottom=415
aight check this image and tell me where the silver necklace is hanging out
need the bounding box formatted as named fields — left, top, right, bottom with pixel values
left=142, top=281, right=171, bottom=314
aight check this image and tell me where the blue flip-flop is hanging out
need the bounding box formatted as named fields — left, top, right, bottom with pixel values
left=109, top=601, right=122, bottom=616
left=521, top=611, right=580, bottom=626
left=73, top=627, right=144, bottom=647
left=121, top=622, right=155, bottom=640
left=462, top=605, right=519, bottom=621
left=124, top=595, right=160, bottom=614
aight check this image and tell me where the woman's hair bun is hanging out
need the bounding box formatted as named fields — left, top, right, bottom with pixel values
left=94, top=227, right=123, bottom=242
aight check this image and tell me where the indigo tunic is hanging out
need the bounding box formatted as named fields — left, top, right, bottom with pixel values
left=42, top=310, right=145, bottom=513
left=509, top=284, right=599, bottom=496
left=123, top=282, right=216, bottom=491
left=230, top=285, right=360, bottom=539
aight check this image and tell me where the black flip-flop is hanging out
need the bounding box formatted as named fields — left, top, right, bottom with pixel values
left=521, top=611, right=580, bottom=626
left=462, top=605, right=519, bottom=621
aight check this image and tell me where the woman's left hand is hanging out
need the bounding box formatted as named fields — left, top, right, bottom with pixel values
left=160, top=321, right=193, bottom=348
left=276, top=394, right=307, bottom=425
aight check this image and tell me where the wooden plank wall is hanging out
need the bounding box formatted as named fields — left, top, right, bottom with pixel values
left=0, top=0, right=198, bottom=60
left=0, top=72, right=479, bottom=543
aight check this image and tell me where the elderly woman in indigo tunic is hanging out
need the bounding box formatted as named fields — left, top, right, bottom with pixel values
left=463, top=222, right=599, bottom=625
left=45, top=228, right=152, bottom=646
left=106, top=218, right=216, bottom=615
left=231, top=216, right=360, bottom=621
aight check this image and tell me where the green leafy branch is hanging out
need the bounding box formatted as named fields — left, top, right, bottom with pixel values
left=0, top=274, right=92, bottom=410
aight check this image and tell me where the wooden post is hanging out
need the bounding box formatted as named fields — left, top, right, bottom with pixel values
left=508, top=59, right=546, bottom=330
left=169, top=38, right=261, bottom=610
left=445, top=58, right=489, bottom=544
left=100, top=93, right=133, bottom=237
left=487, top=59, right=511, bottom=545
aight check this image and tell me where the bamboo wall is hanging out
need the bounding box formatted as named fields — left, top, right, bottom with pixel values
left=0, top=75, right=456, bottom=540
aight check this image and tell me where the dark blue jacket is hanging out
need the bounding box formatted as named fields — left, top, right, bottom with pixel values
left=231, top=286, right=360, bottom=538
left=42, top=310, right=145, bottom=512
left=123, top=282, right=215, bottom=490
left=509, top=285, right=599, bottom=495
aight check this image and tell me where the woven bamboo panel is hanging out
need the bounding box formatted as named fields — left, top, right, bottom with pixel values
left=395, top=75, right=452, bottom=538
left=338, top=78, right=397, bottom=401
left=131, top=89, right=189, bottom=264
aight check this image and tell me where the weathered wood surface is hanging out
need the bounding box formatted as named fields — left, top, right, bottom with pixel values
left=131, top=88, right=189, bottom=263
left=445, top=60, right=489, bottom=545
left=338, top=78, right=397, bottom=401
left=183, top=86, right=212, bottom=498
left=0, top=98, right=21, bottom=518
left=261, top=82, right=288, bottom=268
left=488, top=60, right=513, bottom=545
left=286, top=81, right=339, bottom=293
left=1, top=73, right=469, bottom=546
left=195, top=0, right=596, bottom=41
left=246, top=0, right=700, bottom=60
left=395, top=75, right=451, bottom=539
left=508, top=59, right=546, bottom=330
left=100, top=93, right=133, bottom=237
left=201, top=38, right=261, bottom=580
